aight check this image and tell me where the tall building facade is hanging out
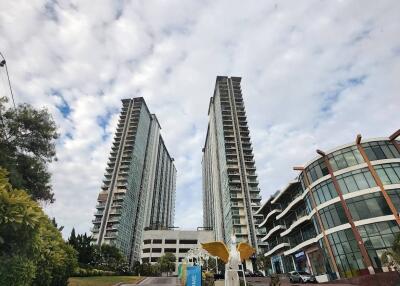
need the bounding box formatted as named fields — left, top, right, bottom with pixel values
left=202, top=76, right=264, bottom=250
left=91, top=97, right=176, bottom=266
left=257, top=130, right=400, bottom=281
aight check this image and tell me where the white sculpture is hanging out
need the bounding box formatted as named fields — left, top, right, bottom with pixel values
left=201, top=235, right=255, bottom=286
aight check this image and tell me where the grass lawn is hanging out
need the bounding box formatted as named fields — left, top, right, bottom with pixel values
left=68, top=276, right=141, bottom=286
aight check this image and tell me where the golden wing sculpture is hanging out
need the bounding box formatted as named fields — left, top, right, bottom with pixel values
left=237, top=242, right=256, bottom=262
left=201, top=241, right=229, bottom=263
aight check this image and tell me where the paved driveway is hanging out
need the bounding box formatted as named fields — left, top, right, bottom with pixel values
left=121, top=277, right=180, bottom=286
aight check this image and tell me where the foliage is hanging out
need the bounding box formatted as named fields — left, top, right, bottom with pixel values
left=73, top=267, right=115, bottom=277
left=133, top=262, right=161, bottom=276
left=158, top=253, right=176, bottom=275
left=255, top=253, right=270, bottom=272
left=0, top=168, right=77, bottom=286
left=381, top=232, right=400, bottom=270
left=0, top=96, right=58, bottom=203
left=68, top=229, right=129, bottom=274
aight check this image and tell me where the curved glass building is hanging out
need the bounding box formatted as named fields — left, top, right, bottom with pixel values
left=256, top=130, right=400, bottom=281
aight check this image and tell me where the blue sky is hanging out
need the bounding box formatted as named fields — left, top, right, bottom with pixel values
left=0, top=0, right=399, bottom=238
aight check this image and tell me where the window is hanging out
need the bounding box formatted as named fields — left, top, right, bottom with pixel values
left=328, top=146, right=364, bottom=172
left=144, top=239, right=151, bottom=244
left=305, top=158, right=329, bottom=184
left=387, top=189, right=400, bottom=212
left=336, top=168, right=376, bottom=194
left=346, top=192, right=391, bottom=221
left=319, top=202, right=348, bottom=229
left=152, top=248, right=162, bottom=253
left=164, top=248, right=176, bottom=253
left=165, top=239, right=177, bottom=244
left=142, top=248, right=150, bottom=253
left=151, top=257, right=159, bottom=262
left=153, top=239, right=162, bottom=244
left=142, top=258, right=149, bottom=263
left=179, top=239, right=198, bottom=244
left=358, top=221, right=400, bottom=268
left=179, top=248, right=190, bottom=253
left=312, top=179, right=337, bottom=205
left=375, top=163, right=400, bottom=185
left=362, top=141, right=400, bottom=161
left=232, top=209, right=240, bottom=215
left=327, top=229, right=364, bottom=278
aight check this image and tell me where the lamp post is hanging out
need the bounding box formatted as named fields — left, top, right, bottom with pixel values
left=0, top=51, right=16, bottom=108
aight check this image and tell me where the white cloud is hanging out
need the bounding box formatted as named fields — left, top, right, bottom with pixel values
left=0, top=0, right=399, bottom=238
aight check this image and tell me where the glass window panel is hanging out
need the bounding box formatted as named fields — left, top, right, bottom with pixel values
left=381, top=144, right=395, bottom=159
left=353, top=173, right=369, bottom=190
left=394, top=166, right=400, bottom=180
left=377, top=169, right=391, bottom=185
left=336, top=154, right=348, bottom=169
left=370, top=236, right=385, bottom=249
left=329, top=157, right=339, bottom=172
left=338, top=179, right=349, bottom=194
left=388, top=145, right=400, bottom=158
left=344, top=176, right=358, bottom=193
left=353, top=149, right=365, bottom=164
left=363, top=171, right=377, bottom=187
left=382, top=234, right=395, bottom=247
left=386, top=167, right=400, bottom=184
left=343, top=151, right=358, bottom=167
left=372, top=146, right=386, bottom=160
left=365, top=147, right=377, bottom=161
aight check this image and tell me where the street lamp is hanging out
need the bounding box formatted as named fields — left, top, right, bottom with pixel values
left=0, top=51, right=16, bottom=108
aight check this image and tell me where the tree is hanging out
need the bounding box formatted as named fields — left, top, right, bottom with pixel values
left=255, top=254, right=271, bottom=274
left=381, top=233, right=400, bottom=270
left=158, top=253, right=176, bottom=276
left=0, top=96, right=58, bottom=203
left=68, top=230, right=95, bottom=265
left=0, top=168, right=77, bottom=286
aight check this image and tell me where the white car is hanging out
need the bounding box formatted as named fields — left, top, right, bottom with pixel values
left=288, top=271, right=317, bottom=283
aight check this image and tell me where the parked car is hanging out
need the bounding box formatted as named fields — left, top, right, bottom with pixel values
left=288, top=271, right=317, bottom=283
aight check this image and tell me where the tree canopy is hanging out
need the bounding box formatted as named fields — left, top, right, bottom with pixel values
left=0, top=167, right=77, bottom=286
left=0, top=96, right=58, bottom=203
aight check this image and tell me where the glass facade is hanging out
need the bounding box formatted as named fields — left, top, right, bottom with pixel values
left=375, top=163, right=400, bottom=185
left=328, top=229, right=364, bottom=277
left=257, top=136, right=400, bottom=279
left=312, top=179, right=337, bottom=205
left=328, top=146, right=364, bottom=172
left=347, top=193, right=392, bottom=221
left=91, top=98, right=176, bottom=267
left=336, top=168, right=376, bottom=194
left=358, top=221, right=400, bottom=268
left=319, top=202, right=348, bottom=229
left=362, top=141, right=400, bottom=161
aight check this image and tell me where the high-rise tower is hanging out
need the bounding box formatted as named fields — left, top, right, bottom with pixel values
left=91, top=97, right=176, bottom=265
left=202, top=76, right=264, bottom=250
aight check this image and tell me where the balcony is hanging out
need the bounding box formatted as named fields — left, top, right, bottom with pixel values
left=258, top=208, right=282, bottom=228
left=94, top=211, right=104, bottom=216
left=280, top=211, right=315, bottom=237
left=92, top=218, right=102, bottom=224
left=261, top=225, right=286, bottom=242
left=96, top=203, right=106, bottom=209
left=265, top=242, right=290, bottom=257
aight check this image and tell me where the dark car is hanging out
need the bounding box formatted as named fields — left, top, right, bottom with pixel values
left=288, top=271, right=317, bottom=283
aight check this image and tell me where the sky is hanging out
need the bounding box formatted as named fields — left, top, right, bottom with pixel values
left=0, top=0, right=399, bottom=238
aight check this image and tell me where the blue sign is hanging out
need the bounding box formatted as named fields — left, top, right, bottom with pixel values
left=186, top=266, right=201, bottom=286
left=294, top=251, right=305, bottom=260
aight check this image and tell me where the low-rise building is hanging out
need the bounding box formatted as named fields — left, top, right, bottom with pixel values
left=257, top=130, right=400, bottom=282
left=141, top=229, right=214, bottom=274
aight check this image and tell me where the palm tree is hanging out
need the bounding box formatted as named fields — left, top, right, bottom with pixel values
left=381, top=233, right=400, bottom=271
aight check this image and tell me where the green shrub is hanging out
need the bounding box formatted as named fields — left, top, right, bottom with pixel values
left=0, top=168, right=78, bottom=286
left=0, top=255, right=36, bottom=286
